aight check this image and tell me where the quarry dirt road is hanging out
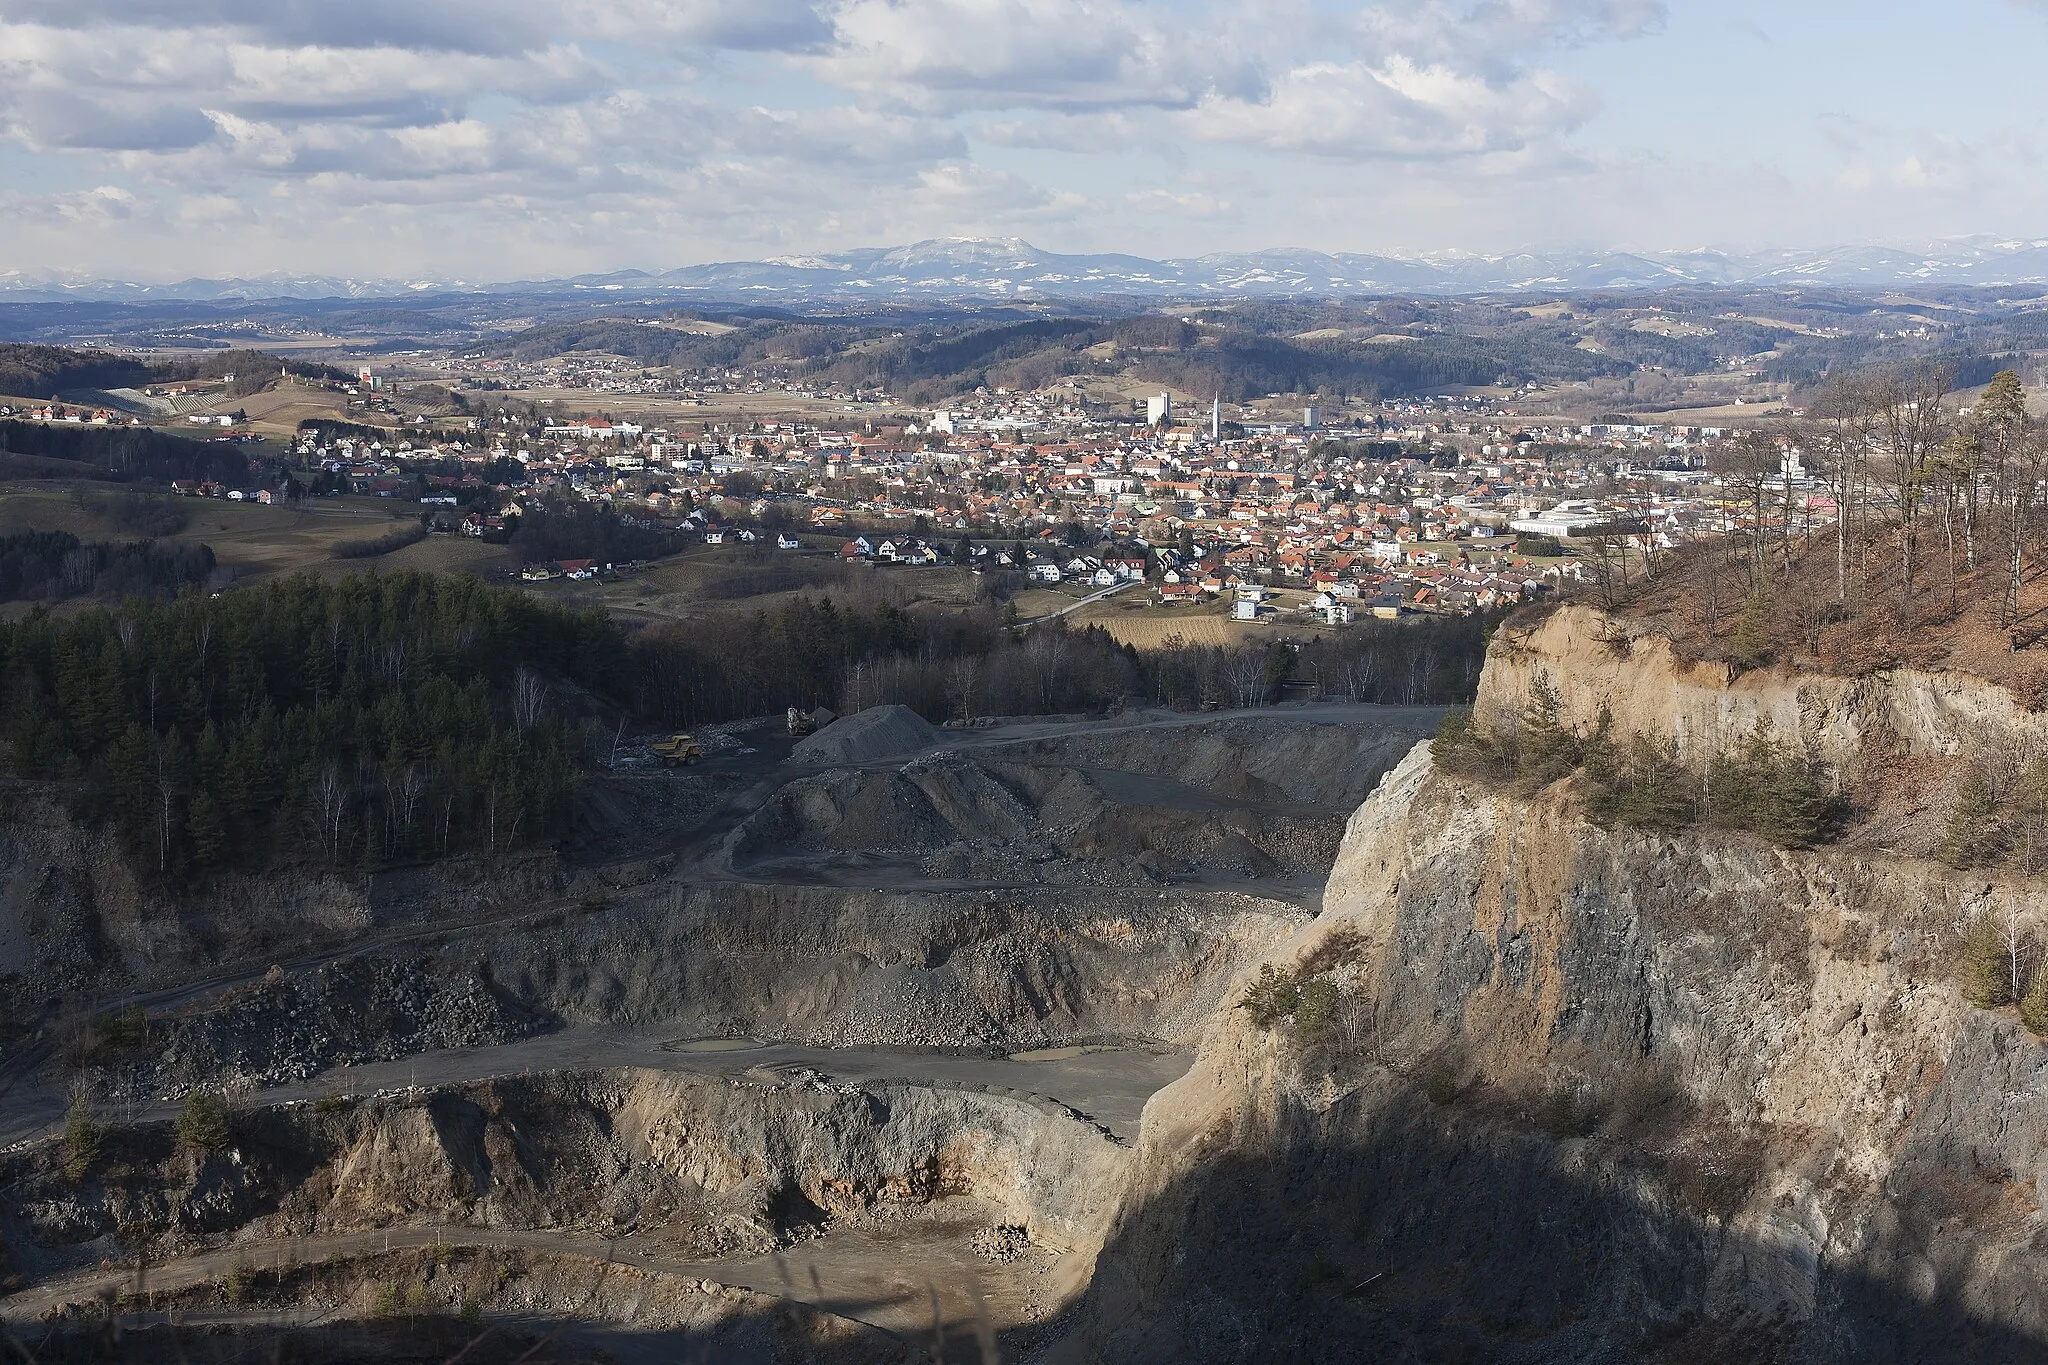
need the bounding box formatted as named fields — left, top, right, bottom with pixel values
left=0, top=1216, right=1059, bottom=1351
left=0, top=1024, right=1193, bottom=1148
left=0, top=1029, right=1189, bottom=1345
left=0, top=1030, right=1185, bottom=1345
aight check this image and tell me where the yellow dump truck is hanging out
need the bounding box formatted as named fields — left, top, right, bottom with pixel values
left=650, top=733, right=703, bottom=766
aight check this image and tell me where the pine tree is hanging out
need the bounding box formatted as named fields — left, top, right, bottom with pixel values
left=2023, top=967, right=2048, bottom=1037
left=1938, top=766, right=2003, bottom=869
left=1516, top=673, right=1580, bottom=786
left=1963, top=914, right=2018, bottom=1009
left=188, top=791, right=226, bottom=868
left=1729, top=591, right=1771, bottom=670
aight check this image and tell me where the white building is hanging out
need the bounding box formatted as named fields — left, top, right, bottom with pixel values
left=1507, top=501, right=1629, bottom=539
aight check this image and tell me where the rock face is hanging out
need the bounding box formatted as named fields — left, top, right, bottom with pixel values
left=1061, top=611, right=2048, bottom=1363
left=1477, top=604, right=2018, bottom=816
left=1, top=1066, right=1126, bottom=1278
left=0, top=778, right=564, bottom=1018
left=475, top=883, right=1308, bottom=1049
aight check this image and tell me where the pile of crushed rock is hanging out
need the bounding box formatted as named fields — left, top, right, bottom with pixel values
left=152, top=955, right=549, bottom=1091
left=971, top=1223, right=1033, bottom=1262
left=787, top=704, right=941, bottom=766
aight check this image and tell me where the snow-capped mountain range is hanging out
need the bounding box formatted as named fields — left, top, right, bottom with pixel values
left=10, top=237, right=2048, bottom=304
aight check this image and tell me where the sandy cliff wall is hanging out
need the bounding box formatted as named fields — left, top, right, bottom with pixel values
left=1477, top=604, right=2048, bottom=776
left=1058, top=620, right=2048, bottom=1363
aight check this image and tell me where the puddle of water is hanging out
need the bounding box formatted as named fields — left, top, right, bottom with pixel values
left=663, top=1038, right=763, bottom=1053
left=1006, top=1045, right=1120, bottom=1062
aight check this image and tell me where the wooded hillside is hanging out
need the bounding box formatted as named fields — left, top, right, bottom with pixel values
left=0, top=573, right=624, bottom=882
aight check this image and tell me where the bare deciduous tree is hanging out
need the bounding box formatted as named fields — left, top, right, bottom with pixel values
left=1709, top=428, right=1781, bottom=591
left=1028, top=628, right=1070, bottom=712
left=384, top=763, right=426, bottom=850
left=513, top=665, right=550, bottom=734
left=1226, top=646, right=1268, bottom=709
left=313, top=764, right=348, bottom=865
left=946, top=654, right=983, bottom=721
left=1804, top=375, right=1875, bottom=606
left=1870, top=360, right=1955, bottom=621
left=1343, top=648, right=1383, bottom=703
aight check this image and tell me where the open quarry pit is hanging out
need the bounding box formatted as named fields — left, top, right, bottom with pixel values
left=0, top=704, right=1443, bottom=1360
left=28, top=631, right=2048, bottom=1361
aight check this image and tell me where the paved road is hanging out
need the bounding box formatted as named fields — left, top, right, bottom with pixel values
left=1019, top=579, right=1135, bottom=624
left=935, top=701, right=1446, bottom=754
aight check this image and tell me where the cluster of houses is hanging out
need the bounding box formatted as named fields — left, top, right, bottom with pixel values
left=4, top=402, right=133, bottom=425
left=168, top=480, right=285, bottom=503
left=273, top=375, right=1780, bottom=622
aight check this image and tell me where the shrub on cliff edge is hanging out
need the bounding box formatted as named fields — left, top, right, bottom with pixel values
left=2021, top=970, right=2048, bottom=1036
left=1962, top=914, right=2021, bottom=1009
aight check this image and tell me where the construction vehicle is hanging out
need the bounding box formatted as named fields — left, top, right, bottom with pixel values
left=788, top=706, right=836, bottom=736
left=650, top=733, right=703, bottom=767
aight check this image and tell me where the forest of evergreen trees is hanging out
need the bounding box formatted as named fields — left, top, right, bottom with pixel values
left=0, top=573, right=625, bottom=883
left=0, top=531, right=215, bottom=603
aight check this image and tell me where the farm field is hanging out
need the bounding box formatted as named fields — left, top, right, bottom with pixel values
left=1084, top=614, right=1244, bottom=648
left=232, top=385, right=354, bottom=438
left=162, top=496, right=428, bottom=582
left=0, top=487, right=442, bottom=585
left=1069, top=586, right=1350, bottom=650
left=1007, top=586, right=1089, bottom=618
left=521, top=546, right=984, bottom=624
left=374, top=533, right=511, bottom=578
left=491, top=386, right=889, bottom=427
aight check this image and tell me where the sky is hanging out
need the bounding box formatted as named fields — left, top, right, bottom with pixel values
left=1, top=0, right=2046, bottom=281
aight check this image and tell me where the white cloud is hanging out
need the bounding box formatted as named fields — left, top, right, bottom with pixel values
left=38, top=0, right=2006, bottom=279
left=1186, top=55, right=1594, bottom=159
left=972, top=111, right=1142, bottom=152
left=2, top=184, right=140, bottom=226
left=0, top=0, right=551, bottom=56
left=1355, top=0, right=1665, bottom=65
left=808, top=0, right=1261, bottom=113
left=907, top=162, right=1086, bottom=218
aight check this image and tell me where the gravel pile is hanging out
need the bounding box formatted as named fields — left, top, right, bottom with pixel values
left=696, top=716, right=776, bottom=755
left=153, top=956, right=549, bottom=1090
left=787, top=704, right=940, bottom=766
left=972, top=1223, right=1033, bottom=1262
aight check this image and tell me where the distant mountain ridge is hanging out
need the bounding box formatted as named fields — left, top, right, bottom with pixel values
left=11, top=236, right=2048, bottom=304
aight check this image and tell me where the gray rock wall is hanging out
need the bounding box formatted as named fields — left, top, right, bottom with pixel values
left=1062, top=714, right=2048, bottom=1361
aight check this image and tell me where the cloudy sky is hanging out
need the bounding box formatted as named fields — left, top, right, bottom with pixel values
left=2, top=0, right=2044, bottom=280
